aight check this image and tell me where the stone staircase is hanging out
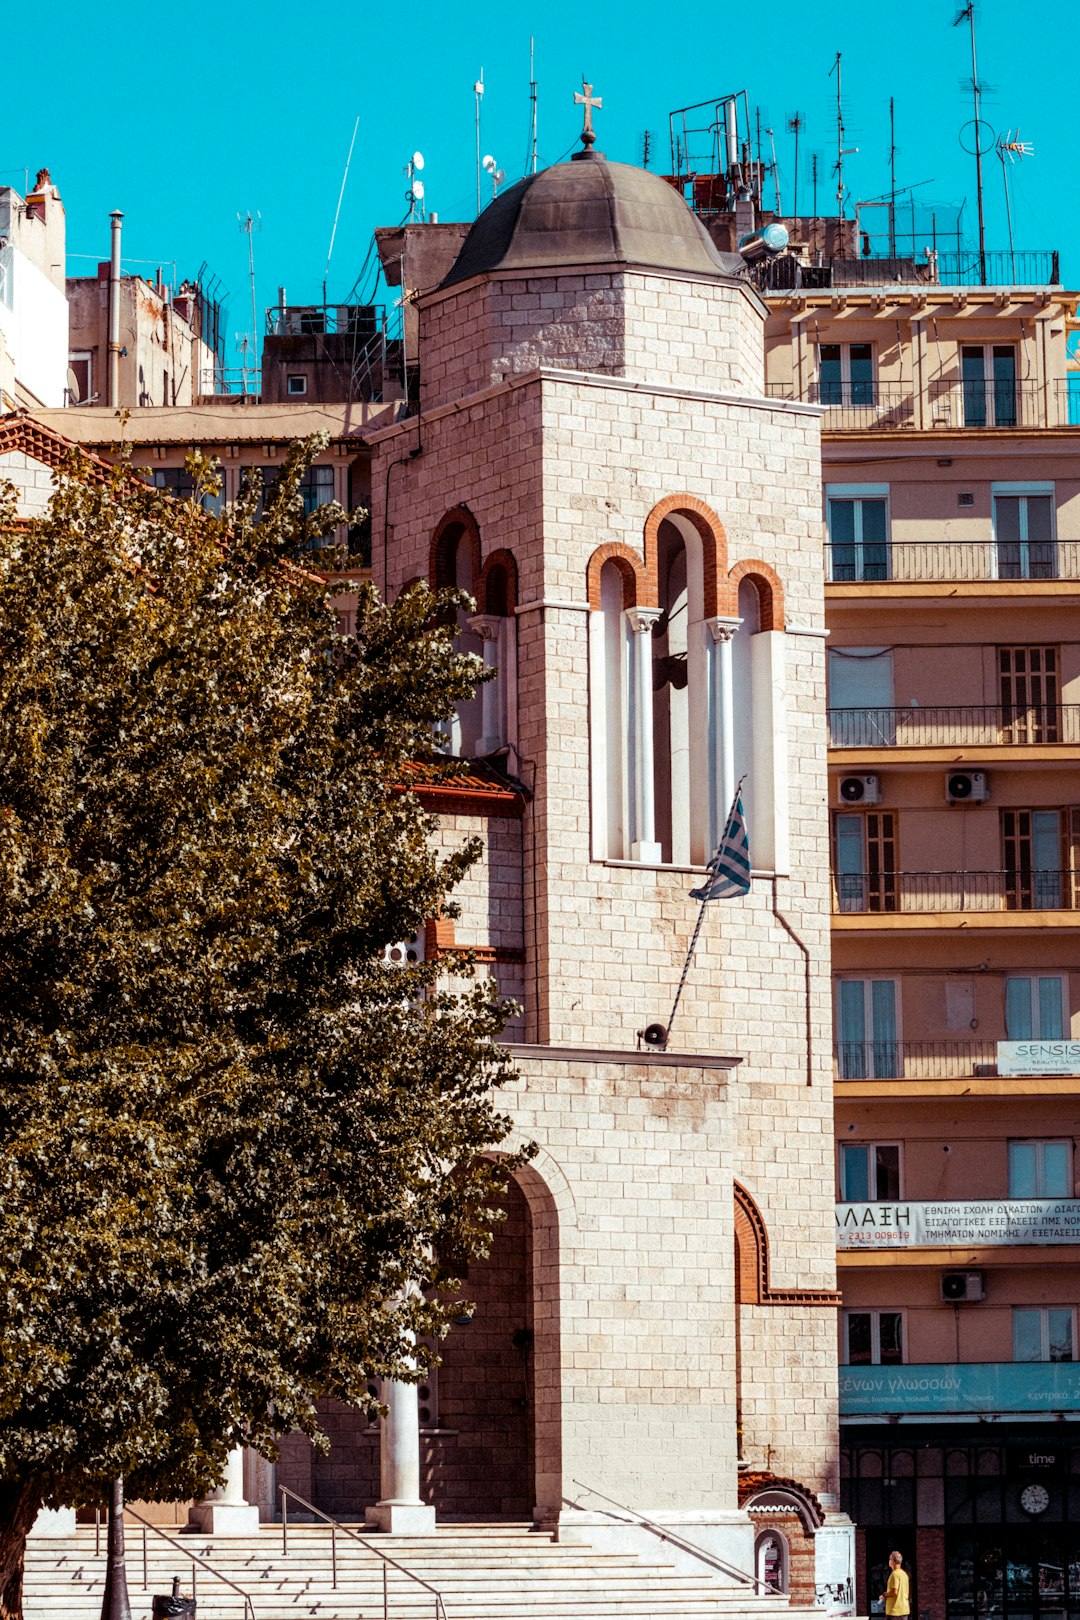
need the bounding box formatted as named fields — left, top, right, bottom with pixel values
left=23, top=1522, right=816, bottom=1620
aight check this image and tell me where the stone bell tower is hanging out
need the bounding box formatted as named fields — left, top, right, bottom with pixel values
left=357, top=102, right=849, bottom=1594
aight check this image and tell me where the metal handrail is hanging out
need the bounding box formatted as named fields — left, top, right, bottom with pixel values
left=565, top=1480, right=779, bottom=1595
left=92, top=1505, right=257, bottom=1619
left=279, top=1484, right=447, bottom=1620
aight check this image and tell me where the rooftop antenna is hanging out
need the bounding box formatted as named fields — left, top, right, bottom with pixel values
left=787, top=111, right=803, bottom=218
left=766, top=126, right=782, bottom=214
left=829, top=52, right=858, bottom=218
left=474, top=69, right=485, bottom=215
left=323, top=116, right=360, bottom=310
left=812, top=151, right=819, bottom=218
left=640, top=129, right=653, bottom=169
left=406, top=151, right=426, bottom=222
left=888, top=97, right=897, bottom=256
left=482, top=153, right=506, bottom=199
left=953, top=2, right=988, bottom=284
left=528, top=38, right=539, bottom=174
left=996, top=129, right=1034, bottom=283
left=237, top=210, right=261, bottom=388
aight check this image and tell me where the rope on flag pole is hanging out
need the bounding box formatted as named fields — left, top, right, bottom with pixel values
left=660, top=775, right=748, bottom=1051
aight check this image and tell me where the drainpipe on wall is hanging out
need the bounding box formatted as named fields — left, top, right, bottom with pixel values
left=107, top=211, right=123, bottom=407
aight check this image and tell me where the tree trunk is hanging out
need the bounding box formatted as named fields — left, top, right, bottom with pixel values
left=100, top=1477, right=132, bottom=1620
left=0, top=1478, right=44, bottom=1620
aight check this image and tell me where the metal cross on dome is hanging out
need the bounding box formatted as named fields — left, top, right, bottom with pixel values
left=574, top=78, right=602, bottom=150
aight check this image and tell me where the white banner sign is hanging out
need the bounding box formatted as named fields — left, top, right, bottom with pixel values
left=836, top=1199, right=1080, bottom=1250
left=998, top=1041, right=1080, bottom=1076
left=815, top=1523, right=855, bottom=1617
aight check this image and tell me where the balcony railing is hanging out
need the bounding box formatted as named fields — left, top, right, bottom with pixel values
left=828, top=703, right=1080, bottom=747
left=768, top=379, right=1073, bottom=432
left=833, top=869, right=1079, bottom=915
left=835, top=1039, right=998, bottom=1080
left=826, top=537, right=1080, bottom=583
left=760, top=248, right=1060, bottom=293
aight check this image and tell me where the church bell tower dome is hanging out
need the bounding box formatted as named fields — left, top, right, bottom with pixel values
left=441, top=150, right=745, bottom=288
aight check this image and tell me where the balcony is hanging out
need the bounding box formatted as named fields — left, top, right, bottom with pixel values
left=767, top=378, right=1075, bottom=432
left=826, top=537, right=1080, bottom=584
left=836, top=1039, right=1001, bottom=1080
left=840, top=1362, right=1080, bottom=1418
left=833, top=870, right=1079, bottom=916
left=828, top=704, right=1080, bottom=747
left=760, top=247, right=1061, bottom=293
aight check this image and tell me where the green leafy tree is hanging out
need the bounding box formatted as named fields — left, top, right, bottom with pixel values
left=0, top=441, right=521, bottom=1619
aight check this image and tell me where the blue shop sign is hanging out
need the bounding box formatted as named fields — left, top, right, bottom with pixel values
left=840, top=1362, right=1080, bottom=1416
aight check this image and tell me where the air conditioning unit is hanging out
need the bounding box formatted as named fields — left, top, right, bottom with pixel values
left=839, top=774, right=881, bottom=806
left=941, top=1270, right=984, bottom=1302
left=946, top=770, right=989, bottom=804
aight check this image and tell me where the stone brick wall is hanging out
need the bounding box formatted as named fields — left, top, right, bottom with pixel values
left=419, top=267, right=766, bottom=409
left=0, top=448, right=53, bottom=514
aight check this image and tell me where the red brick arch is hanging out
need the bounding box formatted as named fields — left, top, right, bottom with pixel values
left=585, top=542, right=648, bottom=611
left=727, top=559, right=786, bottom=631
left=477, top=548, right=518, bottom=616
left=734, top=1183, right=841, bottom=1308
left=430, top=505, right=482, bottom=592
left=644, top=494, right=728, bottom=618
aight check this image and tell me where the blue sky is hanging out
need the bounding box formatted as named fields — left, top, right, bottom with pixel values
left=11, top=1, right=1073, bottom=369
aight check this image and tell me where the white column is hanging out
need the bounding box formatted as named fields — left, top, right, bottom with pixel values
left=625, top=606, right=662, bottom=863
left=189, top=1443, right=260, bottom=1537
left=706, top=617, right=741, bottom=847
left=365, top=1376, right=436, bottom=1534
left=468, top=613, right=503, bottom=755
left=751, top=630, right=790, bottom=874
left=244, top=1446, right=277, bottom=1523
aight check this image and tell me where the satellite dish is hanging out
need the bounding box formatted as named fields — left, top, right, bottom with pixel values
left=65, top=366, right=81, bottom=404
left=482, top=154, right=496, bottom=174
left=412, top=179, right=425, bottom=200
left=412, top=151, right=425, bottom=171
left=495, top=169, right=506, bottom=185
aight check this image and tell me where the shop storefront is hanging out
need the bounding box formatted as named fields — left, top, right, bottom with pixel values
left=842, top=1432, right=1080, bottom=1620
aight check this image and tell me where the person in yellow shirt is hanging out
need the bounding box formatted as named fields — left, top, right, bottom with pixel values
left=881, top=1551, right=911, bottom=1617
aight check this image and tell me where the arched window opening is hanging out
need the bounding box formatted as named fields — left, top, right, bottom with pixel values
left=755, top=1530, right=789, bottom=1594
left=651, top=516, right=709, bottom=865
left=731, top=577, right=760, bottom=838
left=726, top=570, right=790, bottom=874
left=470, top=553, right=518, bottom=757
left=590, top=559, right=631, bottom=859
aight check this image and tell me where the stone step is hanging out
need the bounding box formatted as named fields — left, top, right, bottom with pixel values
left=24, top=1524, right=813, bottom=1620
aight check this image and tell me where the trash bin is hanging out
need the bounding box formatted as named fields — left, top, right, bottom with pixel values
left=151, top=1576, right=196, bottom=1617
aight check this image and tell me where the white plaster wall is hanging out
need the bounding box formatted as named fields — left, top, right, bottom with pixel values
left=0, top=244, right=69, bottom=407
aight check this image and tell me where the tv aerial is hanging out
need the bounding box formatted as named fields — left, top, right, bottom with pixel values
left=406, top=151, right=426, bottom=221
left=482, top=153, right=506, bottom=199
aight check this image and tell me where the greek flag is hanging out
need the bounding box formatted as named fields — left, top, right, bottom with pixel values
left=690, top=794, right=751, bottom=901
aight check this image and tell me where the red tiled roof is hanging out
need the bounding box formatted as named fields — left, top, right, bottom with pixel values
left=398, top=759, right=527, bottom=818
left=737, top=1472, right=824, bottom=1529
left=0, top=411, right=116, bottom=482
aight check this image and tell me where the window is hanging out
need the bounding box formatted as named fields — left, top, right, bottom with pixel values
left=827, top=646, right=895, bottom=745
left=837, top=977, right=899, bottom=1079
left=1001, top=809, right=1063, bottom=910
left=68, top=351, right=92, bottom=404
left=834, top=811, right=897, bottom=913
left=241, top=463, right=335, bottom=522
left=286, top=374, right=308, bottom=396
left=1005, top=975, right=1065, bottom=1040
left=819, top=342, right=876, bottom=407
left=1013, top=1307, right=1074, bottom=1362
left=961, top=344, right=1017, bottom=427
left=999, top=646, right=1059, bottom=742
left=843, top=1309, right=904, bottom=1365
left=991, top=483, right=1056, bottom=579
left=840, top=1142, right=902, bottom=1202
left=149, top=466, right=196, bottom=500
left=826, top=485, right=890, bottom=582
left=1008, top=1140, right=1071, bottom=1198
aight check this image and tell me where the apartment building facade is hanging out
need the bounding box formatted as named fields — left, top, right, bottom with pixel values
left=762, top=251, right=1080, bottom=1620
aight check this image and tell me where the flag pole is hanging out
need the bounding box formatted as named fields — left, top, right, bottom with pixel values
left=660, top=774, right=747, bottom=1051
